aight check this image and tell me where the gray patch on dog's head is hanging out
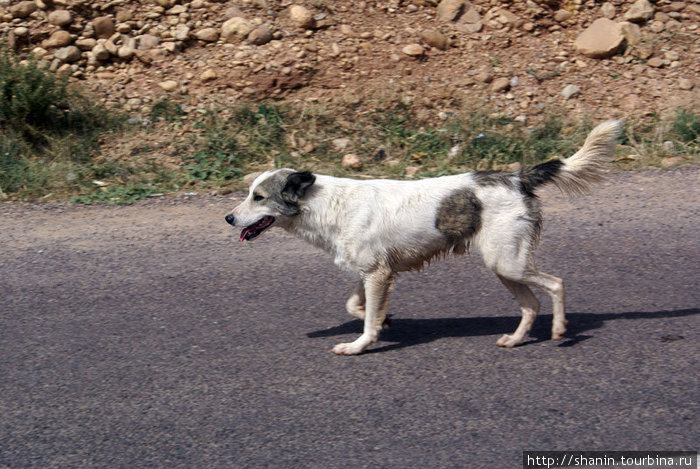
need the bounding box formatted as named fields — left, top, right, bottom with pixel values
left=252, top=169, right=314, bottom=217
left=435, top=188, right=482, bottom=244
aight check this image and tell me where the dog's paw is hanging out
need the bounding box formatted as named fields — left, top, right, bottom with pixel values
left=332, top=342, right=366, bottom=355
left=551, top=319, right=568, bottom=341
left=496, top=334, right=523, bottom=348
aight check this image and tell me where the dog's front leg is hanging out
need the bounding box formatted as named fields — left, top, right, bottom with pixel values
left=345, top=280, right=366, bottom=319
left=333, top=269, right=394, bottom=355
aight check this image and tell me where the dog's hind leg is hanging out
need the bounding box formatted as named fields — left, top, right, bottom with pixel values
left=333, top=269, right=394, bottom=355
left=345, top=280, right=366, bottom=320
left=496, top=275, right=541, bottom=348
left=521, top=271, right=566, bottom=341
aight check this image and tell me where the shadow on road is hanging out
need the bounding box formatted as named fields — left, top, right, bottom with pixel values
left=307, top=308, right=699, bottom=353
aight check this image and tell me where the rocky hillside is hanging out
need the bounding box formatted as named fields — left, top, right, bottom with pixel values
left=2, top=0, right=699, bottom=125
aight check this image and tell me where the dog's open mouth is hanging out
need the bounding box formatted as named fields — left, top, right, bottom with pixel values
left=240, top=216, right=275, bottom=241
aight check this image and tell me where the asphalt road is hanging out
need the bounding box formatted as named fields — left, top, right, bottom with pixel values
left=1, top=168, right=698, bottom=468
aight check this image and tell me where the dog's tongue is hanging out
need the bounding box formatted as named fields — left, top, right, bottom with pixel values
left=239, top=226, right=254, bottom=242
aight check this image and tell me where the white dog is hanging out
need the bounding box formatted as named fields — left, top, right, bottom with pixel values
left=226, top=120, right=621, bottom=355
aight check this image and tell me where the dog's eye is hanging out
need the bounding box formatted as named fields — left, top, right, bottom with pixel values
left=253, top=194, right=264, bottom=202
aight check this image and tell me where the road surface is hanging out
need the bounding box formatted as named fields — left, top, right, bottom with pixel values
left=1, top=168, right=698, bottom=468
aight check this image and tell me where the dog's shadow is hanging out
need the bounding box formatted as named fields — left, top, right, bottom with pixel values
left=306, top=308, right=699, bottom=353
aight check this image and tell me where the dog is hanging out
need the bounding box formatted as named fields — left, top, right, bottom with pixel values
left=225, top=120, right=622, bottom=355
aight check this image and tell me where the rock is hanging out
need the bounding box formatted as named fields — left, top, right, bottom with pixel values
left=475, top=70, right=492, bottom=83
left=332, top=138, right=350, bottom=150
left=92, top=44, right=110, bottom=61
left=201, top=69, right=217, bottom=81
left=243, top=172, right=262, bottom=185
left=173, top=24, right=191, bottom=41
left=405, top=166, right=420, bottom=176
left=420, top=30, right=447, bottom=50
left=341, top=153, right=362, bottom=169
left=647, top=57, right=664, bottom=68
left=117, top=37, right=136, bottom=59
left=402, top=44, right=425, bottom=56
left=619, top=22, right=642, bottom=46
left=48, top=10, right=73, bottom=27
left=54, top=46, right=81, bottom=63
left=660, top=156, right=685, bottom=168
left=600, top=3, right=616, bottom=19
left=491, top=77, right=510, bottom=92
left=221, top=17, right=254, bottom=42
left=93, top=17, right=115, bottom=39
left=10, top=1, right=36, bottom=18
left=553, top=9, right=572, bottom=22
left=561, top=84, right=581, bottom=99
left=139, top=34, right=160, bottom=49
left=75, top=38, right=96, bottom=50
left=437, top=0, right=466, bottom=22
left=42, top=30, right=73, bottom=48
left=13, top=27, right=29, bottom=37
left=678, top=78, right=694, bottom=90
left=248, top=26, right=273, bottom=45
left=289, top=5, right=315, bottom=29
left=195, top=28, right=219, bottom=42
left=115, top=10, right=132, bottom=23
left=624, top=0, right=654, bottom=22
left=573, top=18, right=624, bottom=59
left=159, top=80, right=178, bottom=92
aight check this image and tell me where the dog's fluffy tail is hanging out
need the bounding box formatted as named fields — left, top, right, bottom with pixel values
left=520, top=119, right=622, bottom=196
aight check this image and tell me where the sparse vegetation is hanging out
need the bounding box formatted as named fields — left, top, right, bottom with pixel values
left=0, top=50, right=697, bottom=205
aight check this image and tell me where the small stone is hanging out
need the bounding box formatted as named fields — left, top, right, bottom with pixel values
left=436, top=0, right=466, bottom=22
left=506, top=162, right=521, bottom=171
left=173, top=24, right=191, bottom=41
left=600, top=3, right=616, bottom=19
left=92, top=43, right=110, bottom=61
left=289, top=5, right=315, bottom=29
left=13, top=27, right=29, bottom=37
left=491, top=77, right=510, bottom=92
left=201, top=69, right=217, bottom=81
left=660, top=156, right=685, bottom=168
left=93, top=17, right=115, bottom=39
left=341, top=153, right=362, bottom=170
left=248, top=26, right=273, bottom=45
left=649, top=20, right=665, bottom=33
left=10, top=1, right=37, bottom=18
left=115, top=10, right=132, bottom=23
left=117, top=37, right=136, bottom=59
left=405, top=166, right=420, bottom=176
left=159, top=80, right=178, bottom=92
left=42, top=30, right=73, bottom=48
left=647, top=57, right=664, bottom=68
left=619, top=22, right=642, bottom=46
left=139, top=34, right=160, bottom=50
left=222, top=17, right=254, bottom=42
left=553, top=9, right=571, bottom=22
left=48, top=10, right=72, bottom=27
left=678, top=78, right=694, bottom=90
left=243, top=172, right=262, bottom=186
left=420, top=30, right=448, bottom=50
left=624, top=0, right=654, bottom=22
left=195, top=28, right=219, bottom=42
left=573, top=18, right=624, bottom=59
left=54, top=45, right=81, bottom=63
left=475, top=70, right=492, bottom=83
left=561, top=84, right=581, bottom=99
left=75, top=38, right=96, bottom=50
left=402, top=44, right=425, bottom=56
left=664, top=50, right=679, bottom=61
left=332, top=138, right=350, bottom=150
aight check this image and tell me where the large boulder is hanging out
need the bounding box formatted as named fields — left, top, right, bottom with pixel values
left=573, top=18, right=624, bottom=59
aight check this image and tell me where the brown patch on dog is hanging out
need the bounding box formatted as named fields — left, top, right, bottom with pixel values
left=435, top=188, right=482, bottom=244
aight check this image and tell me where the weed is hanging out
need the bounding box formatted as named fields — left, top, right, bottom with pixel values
left=71, top=184, right=159, bottom=205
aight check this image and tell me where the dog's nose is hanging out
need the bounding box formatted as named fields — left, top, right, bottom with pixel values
left=225, top=214, right=235, bottom=225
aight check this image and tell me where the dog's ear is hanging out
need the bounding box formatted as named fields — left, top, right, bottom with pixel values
left=282, top=171, right=316, bottom=203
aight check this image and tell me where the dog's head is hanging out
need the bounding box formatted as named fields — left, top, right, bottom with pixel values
left=225, top=169, right=316, bottom=241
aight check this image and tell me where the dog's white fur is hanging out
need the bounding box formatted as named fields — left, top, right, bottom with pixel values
left=229, top=120, right=622, bottom=355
